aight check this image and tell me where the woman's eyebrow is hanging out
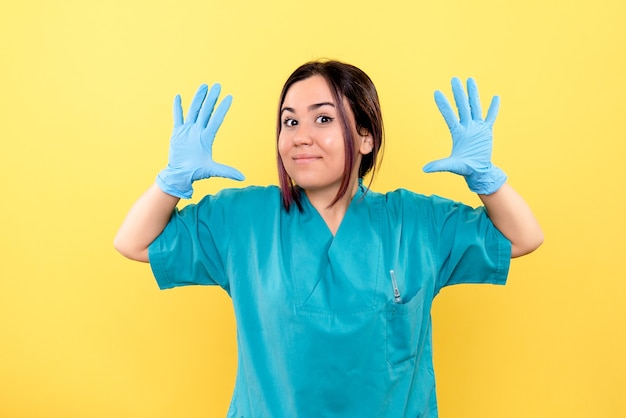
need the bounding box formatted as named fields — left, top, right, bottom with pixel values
left=308, top=102, right=335, bottom=111
left=280, top=102, right=336, bottom=116
left=280, top=106, right=295, bottom=116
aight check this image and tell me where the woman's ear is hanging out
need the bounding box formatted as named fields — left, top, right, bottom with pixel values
left=359, top=132, right=374, bottom=155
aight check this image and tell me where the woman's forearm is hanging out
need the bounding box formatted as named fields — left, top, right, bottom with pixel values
left=113, top=183, right=180, bottom=262
left=479, top=183, right=544, bottom=258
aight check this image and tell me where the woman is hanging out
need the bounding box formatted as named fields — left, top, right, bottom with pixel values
left=114, top=60, right=543, bottom=417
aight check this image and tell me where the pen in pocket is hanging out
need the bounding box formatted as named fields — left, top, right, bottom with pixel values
left=390, top=270, right=401, bottom=303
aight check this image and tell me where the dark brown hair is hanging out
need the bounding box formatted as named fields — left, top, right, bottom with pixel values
left=276, top=60, right=384, bottom=211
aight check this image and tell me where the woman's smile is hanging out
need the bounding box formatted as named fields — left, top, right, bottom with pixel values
left=292, top=153, right=322, bottom=164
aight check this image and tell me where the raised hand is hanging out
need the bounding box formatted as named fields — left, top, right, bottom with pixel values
left=156, top=83, right=244, bottom=198
left=423, top=77, right=506, bottom=195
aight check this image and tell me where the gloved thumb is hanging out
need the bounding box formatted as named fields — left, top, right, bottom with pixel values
left=423, top=157, right=471, bottom=176
left=196, top=163, right=245, bottom=182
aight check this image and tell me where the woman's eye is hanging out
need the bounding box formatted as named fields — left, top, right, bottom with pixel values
left=283, top=118, right=297, bottom=127
left=316, top=115, right=334, bottom=124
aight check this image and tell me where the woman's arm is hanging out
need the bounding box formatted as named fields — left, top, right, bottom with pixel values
left=114, top=83, right=244, bottom=263
left=423, top=77, right=543, bottom=258
left=114, top=184, right=180, bottom=262
left=479, top=183, right=543, bottom=258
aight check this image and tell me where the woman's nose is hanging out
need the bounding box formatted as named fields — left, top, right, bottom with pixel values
left=293, top=124, right=313, bottom=146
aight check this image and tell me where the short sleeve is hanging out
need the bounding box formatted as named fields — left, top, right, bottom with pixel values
left=147, top=186, right=282, bottom=292
left=148, top=194, right=229, bottom=291
left=427, top=194, right=511, bottom=292
left=387, top=189, right=511, bottom=296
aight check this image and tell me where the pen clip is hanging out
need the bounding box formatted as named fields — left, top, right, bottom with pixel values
left=390, top=270, right=401, bottom=303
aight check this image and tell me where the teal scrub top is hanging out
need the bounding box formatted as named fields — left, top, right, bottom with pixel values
left=148, top=183, right=511, bottom=418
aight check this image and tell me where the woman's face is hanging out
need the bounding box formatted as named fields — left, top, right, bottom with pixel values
left=278, top=75, right=372, bottom=197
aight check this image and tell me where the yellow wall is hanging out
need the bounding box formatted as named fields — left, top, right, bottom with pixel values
left=1, top=0, right=624, bottom=416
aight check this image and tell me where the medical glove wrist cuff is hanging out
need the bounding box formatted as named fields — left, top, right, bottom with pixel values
left=465, top=165, right=507, bottom=195
left=156, top=168, right=194, bottom=199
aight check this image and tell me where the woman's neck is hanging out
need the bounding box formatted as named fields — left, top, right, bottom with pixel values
left=304, top=180, right=359, bottom=236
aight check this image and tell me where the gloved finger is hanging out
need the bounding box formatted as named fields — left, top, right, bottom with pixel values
left=485, top=95, right=500, bottom=126
left=422, top=159, right=447, bottom=173
left=197, top=83, right=222, bottom=129
left=200, top=163, right=245, bottom=181
left=423, top=157, right=471, bottom=176
left=451, top=77, right=471, bottom=124
left=434, top=91, right=460, bottom=132
left=205, top=94, right=233, bottom=138
left=173, top=94, right=183, bottom=127
left=185, top=84, right=209, bottom=124
left=467, top=78, right=483, bottom=121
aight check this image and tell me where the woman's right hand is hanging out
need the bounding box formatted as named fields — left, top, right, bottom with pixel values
left=156, top=83, right=245, bottom=199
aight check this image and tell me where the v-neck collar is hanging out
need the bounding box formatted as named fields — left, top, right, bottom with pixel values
left=299, top=181, right=367, bottom=238
left=283, top=182, right=384, bottom=313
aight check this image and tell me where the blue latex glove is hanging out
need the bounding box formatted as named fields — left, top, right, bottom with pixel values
left=423, top=77, right=507, bottom=195
left=156, top=83, right=245, bottom=198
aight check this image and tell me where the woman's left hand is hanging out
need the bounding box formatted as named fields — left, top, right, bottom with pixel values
left=423, top=77, right=507, bottom=195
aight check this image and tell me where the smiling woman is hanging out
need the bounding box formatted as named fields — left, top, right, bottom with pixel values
left=113, top=59, right=543, bottom=417
left=279, top=77, right=356, bottom=199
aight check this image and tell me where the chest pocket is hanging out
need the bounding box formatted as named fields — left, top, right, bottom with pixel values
left=386, top=287, right=425, bottom=365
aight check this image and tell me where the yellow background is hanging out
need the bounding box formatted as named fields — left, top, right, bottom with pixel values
left=1, top=0, right=625, bottom=416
